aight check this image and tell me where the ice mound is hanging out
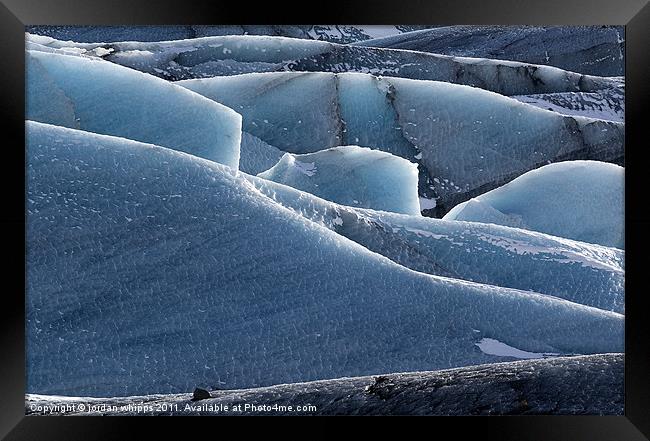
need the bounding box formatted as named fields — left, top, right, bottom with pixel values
left=444, top=161, right=624, bottom=249
left=180, top=71, right=624, bottom=215
left=26, top=50, right=242, bottom=169
left=26, top=33, right=621, bottom=95
left=27, top=122, right=623, bottom=396
left=354, top=25, right=625, bottom=77
left=246, top=174, right=624, bottom=313
left=258, top=146, right=421, bottom=215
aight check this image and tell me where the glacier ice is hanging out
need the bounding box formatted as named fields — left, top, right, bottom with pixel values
left=246, top=173, right=624, bottom=313
left=181, top=72, right=343, bottom=153
left=512, top=86, right=625, bottom=123
left=26, top=49, right=242, bottom=169
left=443, top=161, right=624, bottom=249
left=180, top=71, right=623, bottom=215
left=25, top=25, right=433, bottom=44
left=354, top=25, right=625, bottom=76
left=25, top=33, right=621, bottom=96
left=239, top=132, right=286, bottom=175
left=27, top=122, right=623, bottom=396
left=258, top=146, right=421, bottom=215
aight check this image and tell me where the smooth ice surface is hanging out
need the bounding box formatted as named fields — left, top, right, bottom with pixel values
left=245, top=173, right=624, bottom=313
left=354, top=25, right=625, bottom=76
left=258, top=146, right=421, bottom=215
left=26, top=33, right=621, bottom=95
left=444, top=161, right=624, bottom=249
left=180, top=71, right=624, bottom=214
left=27, top=122, right=623, bottom=396
left=26, top=50, right=242, bottom=168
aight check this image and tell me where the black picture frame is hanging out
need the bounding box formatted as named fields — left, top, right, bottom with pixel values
left=2, top=0, right=648, bottom=438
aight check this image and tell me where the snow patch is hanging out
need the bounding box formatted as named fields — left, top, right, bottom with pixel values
left=476, top=338, right=560, bottom=359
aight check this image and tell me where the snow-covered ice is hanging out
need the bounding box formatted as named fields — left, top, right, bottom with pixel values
left=512, top=87, right=624, bottom=122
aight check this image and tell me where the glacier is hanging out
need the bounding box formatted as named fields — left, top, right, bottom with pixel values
left=25, top=33, right=621, bottom=96
left=258, top=146, right=421, bottom=215
left=27, top=122, right=623, bottom=396
left=247, top=173, right=624, bottom=313
left=354, top=25, right=625, bottom=77
left=443, top=161, right=624, bottom=249
left=180, top=71, right=624, bottom=215
left=25, top=49, right=242, bottom=169
left=25, top=25, right=432, bottom=45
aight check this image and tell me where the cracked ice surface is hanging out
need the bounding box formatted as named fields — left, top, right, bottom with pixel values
left=258, top=146, right=421, bottom=215
left=26, top=50, right=242, bottom=169
left=26, top=122, right=623, bottom=396
left=354, top=25, right=625, bottom=77
left=512, top=87, right=624, bottom=123
left=179, top=71, right=623, bottom=214
left=443, top=161, right=624, bottom=249
left=25, top=33, right=621, bottom=96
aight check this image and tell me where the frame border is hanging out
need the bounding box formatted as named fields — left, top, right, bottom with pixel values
left=2, top=0, right=648, bottom=438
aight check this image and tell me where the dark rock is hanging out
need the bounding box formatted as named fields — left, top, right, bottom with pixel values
left=191, top=388, right=211, bottom=401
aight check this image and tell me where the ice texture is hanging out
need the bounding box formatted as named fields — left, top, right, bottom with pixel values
left=444, top=161, right=624, bottom=249
left=27, top=122, right=623, bottom=396
left=245, top=173, right=624, bottom=313
left=180, top=71, right=623, bottom=215
left=26, top=33, right=621, bottom=95
left=258, top=146, right=421, bottom=215
left=512, top=86, right=625, bottom=123
left=26, top=50, right=242, bottom=169
left=354, top=25, right=625, bottom=76
left=239, top=132, right=285, bottom=175
left=26, top=25, right=431, bottom=44
left=26, top=354, right=624, bottom=415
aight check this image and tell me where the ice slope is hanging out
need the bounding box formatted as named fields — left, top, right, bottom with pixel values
left=444, top=161, right=624, bottom=249
left=180, top=71, right=624, bottom=215
left=26, top=50, right=242, bottom=169
left=27, top=122, right=623, bottom=396
left=25, top=33, right=621, bottom=96
left=247, top=174, right=624, bottom=313
left=258, top=146, right=421, bottom=215
left=354, top=25, right=625, bottom=77
left=26, top=25, right=432, bottom=44
left=26, top=354, right=623, bottom=415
